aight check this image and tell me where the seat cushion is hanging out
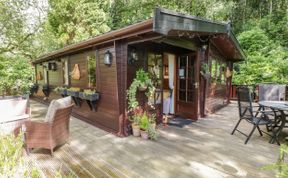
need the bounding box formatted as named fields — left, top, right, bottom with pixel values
left=44, top=96, right=72, bottom=123
left=0, top=99, right=27, bottom=120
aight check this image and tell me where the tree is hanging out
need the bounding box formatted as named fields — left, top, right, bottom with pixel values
left=0, top=0, right=44, bottom=59
left=47, top=0, right=110, bottom=46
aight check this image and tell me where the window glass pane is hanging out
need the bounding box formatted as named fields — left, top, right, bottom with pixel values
left=179, top=90, right=186, bottom=101
left=187, top=91, right=194, bottom=102
left=87, top=56, right=96, bottom=87
left=148, top=53, right=162, bottom=105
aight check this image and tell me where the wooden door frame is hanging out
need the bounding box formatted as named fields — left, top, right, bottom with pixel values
left=175, top=52, right=200, bottom=120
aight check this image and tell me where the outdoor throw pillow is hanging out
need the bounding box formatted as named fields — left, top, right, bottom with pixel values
left=44, top=96, right=72, bottom=123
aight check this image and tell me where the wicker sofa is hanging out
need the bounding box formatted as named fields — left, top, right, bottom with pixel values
left=0, top=97, right=30, bottom=134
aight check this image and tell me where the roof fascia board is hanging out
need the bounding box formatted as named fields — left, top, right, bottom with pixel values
left=153, top=8, right=228, bottom=35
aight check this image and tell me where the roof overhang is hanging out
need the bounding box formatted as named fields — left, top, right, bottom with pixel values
left=153, top=8, right=246, bottom=61
left=34, top=8, right=245, bottom=64
left=33, top=19, right=153, bottom=64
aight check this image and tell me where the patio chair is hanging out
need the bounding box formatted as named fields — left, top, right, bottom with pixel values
left=231, top=87, right=273, bottom=144
left=24, top=97, right=74, bottom=156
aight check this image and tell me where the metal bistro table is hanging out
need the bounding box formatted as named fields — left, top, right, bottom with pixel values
left=258, top=101, right=288, bottom=144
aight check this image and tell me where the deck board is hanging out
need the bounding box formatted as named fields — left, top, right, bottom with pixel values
left=23, top=100, right=282, bottom=178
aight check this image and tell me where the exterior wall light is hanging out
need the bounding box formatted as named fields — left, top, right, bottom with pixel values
left=104, top=50, right=113, bottom=66
left=201, top=44, right=208, bottom=51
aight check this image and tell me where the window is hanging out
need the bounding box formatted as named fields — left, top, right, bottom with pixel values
left=87, top=56, right=96, bottom=87
left=210, top=56, right=226, bottom=85
left=147, top=53, right=163, bottom=105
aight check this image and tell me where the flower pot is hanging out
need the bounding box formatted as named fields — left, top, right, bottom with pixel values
left=67, top=90, right=80, bottom=97
left=140, top=130, right=149, bottom=140
left=132, top=124, right=140, bottom=137
left=79, top=92, right=99, bottom=101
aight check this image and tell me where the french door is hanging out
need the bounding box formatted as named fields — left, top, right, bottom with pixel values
left=176, top=54, right=198, bottom=120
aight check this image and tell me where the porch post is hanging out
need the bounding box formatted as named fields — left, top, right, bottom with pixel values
left=199, top=44, right=209, bottom=117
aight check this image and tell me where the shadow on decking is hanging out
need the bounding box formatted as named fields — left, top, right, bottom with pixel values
left=24, top=100, right=280, bottom=178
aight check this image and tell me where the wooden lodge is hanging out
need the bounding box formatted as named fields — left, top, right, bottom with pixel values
left=32, top=8, right=245, bottom=136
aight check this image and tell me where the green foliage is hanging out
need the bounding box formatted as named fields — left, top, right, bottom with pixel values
left=48, top=0, right=110, bottom=46
left=262, top=144, right=288, bottom=178
left=67, top=87, right=81, bottom=92
left=54, top=86, right=66, bottom=93
left=0, top=133, right=24, bottom=177
left=139, top=112, right=149, bottom=131
left=147, top=124, right=158, bottom=140
left=233, top=25, right=288, bottom=85
left=127, top=69, right=155, bottom=111
left=0, top=56, right=34, bottom=95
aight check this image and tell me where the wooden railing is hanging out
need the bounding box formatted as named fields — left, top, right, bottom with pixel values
left=230, top=85, right=258, bottom=101
left=230, top=84, right=288, bottom=101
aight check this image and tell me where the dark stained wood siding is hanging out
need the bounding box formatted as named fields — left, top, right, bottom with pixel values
left=48, top=61, right=63, bottom=87
left=36, top=64, right=45, bottom=86
left=70, top=47, right=120, bottom=132
left=205, top=46, right=228, bottom=114
left=69, top=51, right=90, bottom=88
left=115, top=40, right=128, bottom=136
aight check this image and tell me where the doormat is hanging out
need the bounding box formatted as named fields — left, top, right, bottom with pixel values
left=168, top=117, right=193, bottom=128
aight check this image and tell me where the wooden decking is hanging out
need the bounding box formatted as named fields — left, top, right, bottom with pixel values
left=24, top=100, right=281, bottom=178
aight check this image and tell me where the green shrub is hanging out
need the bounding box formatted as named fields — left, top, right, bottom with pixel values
left=0, top=133, right=24, bottom=177
left=262, top=144, right=288, bottom=178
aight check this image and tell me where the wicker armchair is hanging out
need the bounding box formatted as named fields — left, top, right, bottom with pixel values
left=25, top=104, right=74, bottom=156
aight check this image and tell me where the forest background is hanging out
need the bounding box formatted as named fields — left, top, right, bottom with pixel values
left=0, top=0, right=287, bottom=94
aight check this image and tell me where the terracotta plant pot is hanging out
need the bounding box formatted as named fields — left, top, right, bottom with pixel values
left=132, top=124, right=140, bottom=137
left=140, top=130, right=149, bottom=140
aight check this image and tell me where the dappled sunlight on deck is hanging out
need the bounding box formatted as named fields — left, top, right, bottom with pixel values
left=23, top=100, right=279, bottom=178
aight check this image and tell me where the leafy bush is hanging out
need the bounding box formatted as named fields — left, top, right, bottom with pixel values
left=0, top=56, right=34, bottom=96
left=139, top=112, right=149, bottom=131
left=262, top=144, right=288, bottom=178
left=233, top=26, right=288, bottom=85
left=0, top=133, right=24, bottom=177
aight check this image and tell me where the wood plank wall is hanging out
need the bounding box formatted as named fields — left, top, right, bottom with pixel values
left=69, top=47, right=120, bottom=132
left=34, top=47, right=120, bottom=133
left=205, top=46, right=228, bottom=113
left=48, top=61, right=63, bottom=87
left=69, top=52, right=89, bottom=88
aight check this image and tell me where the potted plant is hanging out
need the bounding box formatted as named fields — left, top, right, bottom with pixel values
left=130, top=107, right=143, bottom=137
left=135, top=69, right=150, bottom=91
left=147, top=124, right=157, bottom=140
left=67, top=87, right=81, bottom=97
left=149, top=113, right=157, bottom=130
left=79, top=89, right=99, bottom=101
left=29, top=83, right=39, bottom=95
left=54, top=86, right=67, bottom=96
left=200, top=63, right=211, bottom=79
left=139, top=112, right=150, bottom=140
left=127, top=69, right=155, bottom=112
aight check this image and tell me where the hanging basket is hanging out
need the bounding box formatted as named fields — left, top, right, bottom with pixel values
left=138, top=85, right=147, bottom=91
left=71, top=64, right=81, bottom=80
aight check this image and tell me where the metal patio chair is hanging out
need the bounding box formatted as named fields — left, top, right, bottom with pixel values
left=231, top=87, right=273, bottom=144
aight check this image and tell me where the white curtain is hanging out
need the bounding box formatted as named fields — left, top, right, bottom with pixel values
left=168, top=54, right=175, bottom=114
